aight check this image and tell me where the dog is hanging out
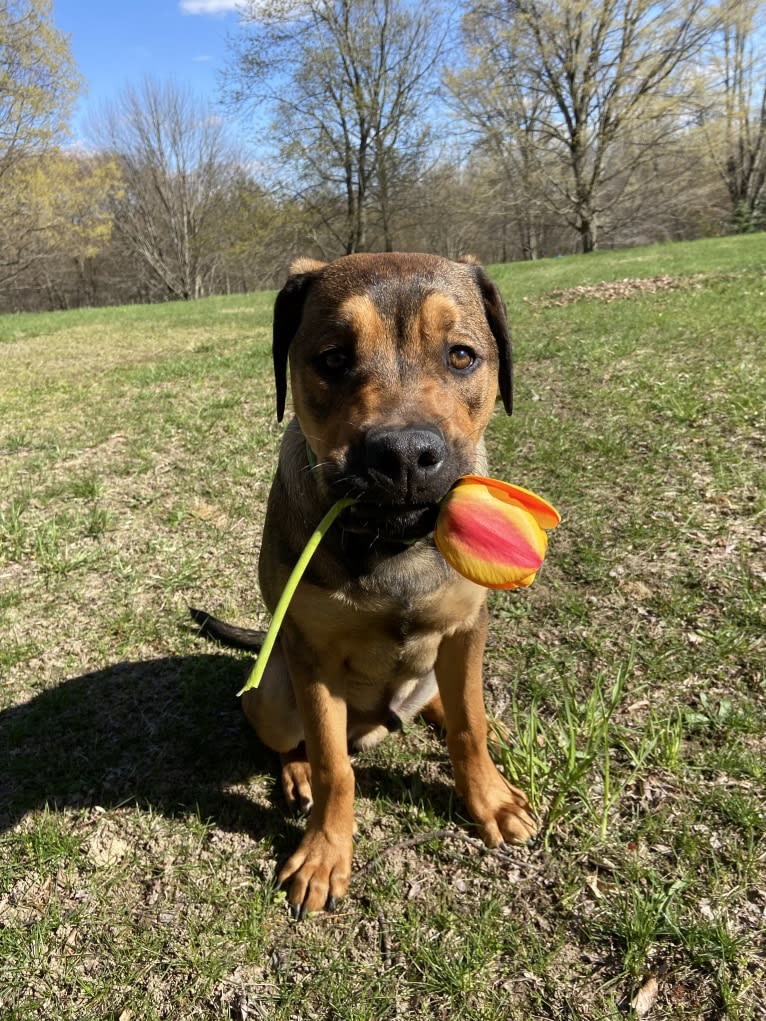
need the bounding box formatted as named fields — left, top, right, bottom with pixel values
left=193, top=252, right=536, bottom=917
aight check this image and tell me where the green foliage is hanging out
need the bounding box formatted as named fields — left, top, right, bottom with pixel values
left=0, top=0, right=87, bottom=288
left=0, top=149, right=122, bottom=286
left=0, top=0, right=81, bottom=167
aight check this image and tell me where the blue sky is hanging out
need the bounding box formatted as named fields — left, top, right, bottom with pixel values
left=53, top=0, right=242, bottom=140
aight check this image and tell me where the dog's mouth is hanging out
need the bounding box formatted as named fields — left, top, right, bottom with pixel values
left=321, top=425, right=472, bottom=544
left=339, top=500, right=440, bottom=543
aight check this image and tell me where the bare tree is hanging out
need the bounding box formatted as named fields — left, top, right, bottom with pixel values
left=92, top=78, right=239, bottom=300
left=698, top=0, right=766, bottom=229
left=451, top=0, right=717, bottom=253
left=225, top=0, right=450, bottom=254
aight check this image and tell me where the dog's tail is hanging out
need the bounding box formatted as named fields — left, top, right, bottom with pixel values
left=189, top=607, right=265, bottom=652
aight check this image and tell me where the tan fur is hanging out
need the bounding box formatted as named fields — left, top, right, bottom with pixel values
left=239, top=252, right=535, bottom=916
left=289, top=256, right=327, bottom=275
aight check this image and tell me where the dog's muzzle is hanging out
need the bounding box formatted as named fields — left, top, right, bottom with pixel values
left=333, top=425, right=460, bottom=543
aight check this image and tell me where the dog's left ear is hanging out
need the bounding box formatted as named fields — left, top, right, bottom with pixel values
left=460, top=259, right=513, bottom=415
left=273, top=260, right=326, bottom=422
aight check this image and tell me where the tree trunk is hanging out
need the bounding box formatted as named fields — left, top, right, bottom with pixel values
left=579, top=217, right=597, bottom=253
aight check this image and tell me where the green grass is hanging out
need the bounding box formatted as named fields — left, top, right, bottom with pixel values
left=1, top=233, right=764, bottom=1019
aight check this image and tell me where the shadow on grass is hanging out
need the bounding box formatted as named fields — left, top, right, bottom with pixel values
left=0, top=652, right=457, bottom=848
left=354, top=761, right=456, bottom=822
left=0, top=653, right=290, bottom=840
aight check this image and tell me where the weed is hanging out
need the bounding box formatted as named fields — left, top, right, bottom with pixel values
left=497, top=655, right=633, bottom=845
left=0, top=495, right=29, bottom=559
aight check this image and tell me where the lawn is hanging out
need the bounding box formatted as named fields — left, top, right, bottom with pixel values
left=1, top=234, right=764, bottom=1019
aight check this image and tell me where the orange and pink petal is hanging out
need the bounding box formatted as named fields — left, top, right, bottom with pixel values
left=435, top=476, right=559, bottom=590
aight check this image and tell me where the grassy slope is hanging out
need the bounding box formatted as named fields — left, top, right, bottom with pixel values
left=0, top=235, right=764, bottom=1019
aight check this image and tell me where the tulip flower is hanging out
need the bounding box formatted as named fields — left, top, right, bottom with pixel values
left=239, top=477, right=559, bottom=693
left=434, top=475, right=560, bottom=590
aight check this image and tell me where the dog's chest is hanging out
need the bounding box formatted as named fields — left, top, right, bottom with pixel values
left=349, top=609, right=441, bottom=686
left=291, top=574, right=484, bottom=691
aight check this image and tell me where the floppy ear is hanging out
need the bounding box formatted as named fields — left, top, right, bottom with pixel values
left=272, top=263, right=324, bottom=422
left=465, top=263, right=513, bottom=415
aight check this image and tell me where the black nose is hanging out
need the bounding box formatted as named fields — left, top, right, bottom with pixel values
left=364, top=425, right=448, bottom=500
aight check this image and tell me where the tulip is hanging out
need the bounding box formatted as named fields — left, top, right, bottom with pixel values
left=434, top=475, right=560, bottom=590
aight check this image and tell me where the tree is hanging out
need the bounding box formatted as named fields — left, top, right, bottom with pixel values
left=451, top=0, right=717, bottom=253
left=226, top=0, right=449, bottom=254
left=0, top=0, right=80, bottom=178
left=92, top=78, right=240, bottom=300
left=0, top=149, right=120, bottom=294
left=699, top=0, right=766, bottom=230
left=202, top=170, right=310, bottom=291
left=0, top=0, right=82, bottom=288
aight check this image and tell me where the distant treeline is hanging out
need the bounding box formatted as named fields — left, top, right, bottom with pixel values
left=2, top=0, right=764, bottom=313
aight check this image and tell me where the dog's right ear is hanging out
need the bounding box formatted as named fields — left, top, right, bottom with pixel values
left=273, top=260, right=326, bottom=422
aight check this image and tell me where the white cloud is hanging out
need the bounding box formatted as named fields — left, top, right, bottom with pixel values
left=180, top=0, right=241, bottom=15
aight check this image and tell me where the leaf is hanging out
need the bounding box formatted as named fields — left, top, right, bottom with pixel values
left=631, top=976, right=659, bottom=1016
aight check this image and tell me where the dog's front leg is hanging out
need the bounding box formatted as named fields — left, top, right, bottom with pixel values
left=277, top=647, right=354, bottom=917
left=436, top=602, right=537, bottom=847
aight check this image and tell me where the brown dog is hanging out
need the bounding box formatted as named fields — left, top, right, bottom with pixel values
left=193, top=252, right=536, bottom=917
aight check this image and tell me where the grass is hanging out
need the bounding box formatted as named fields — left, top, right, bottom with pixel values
left=1, top=233, right=764, bottom=1019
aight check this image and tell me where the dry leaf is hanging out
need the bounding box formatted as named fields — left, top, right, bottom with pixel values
left=585, top=874, right=604, bottom=899
left=631, top=976, right=659, bottom=1016
left=620, top=580, right=652, bottom=601
left=190, top=499, right=227, bottom=528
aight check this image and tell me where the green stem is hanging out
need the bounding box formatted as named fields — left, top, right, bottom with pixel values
left=237, top=497, right=356, bottom=696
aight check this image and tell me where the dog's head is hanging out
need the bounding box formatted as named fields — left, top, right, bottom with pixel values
left=272, top=252, right=512, bottom=543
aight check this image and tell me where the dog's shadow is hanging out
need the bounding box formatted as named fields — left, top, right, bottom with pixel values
left=0, top=652, right=456, bottom=842
left=0, top=653, right=289, bottom=840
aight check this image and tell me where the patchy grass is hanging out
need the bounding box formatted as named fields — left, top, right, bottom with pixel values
left=1, top=234, right=764, bottom=1019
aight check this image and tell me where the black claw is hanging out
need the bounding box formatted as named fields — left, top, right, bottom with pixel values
left=326, top=896, right=337, bottom=913
left=289, top=903, right=301, bottom=921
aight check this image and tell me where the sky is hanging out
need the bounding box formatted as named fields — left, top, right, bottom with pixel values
left=53, top=0, right=244, bottom=141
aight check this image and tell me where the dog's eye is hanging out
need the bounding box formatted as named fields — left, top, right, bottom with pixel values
left=314, top=348, right=351, bottom=379
left=448, top=345, right=478, bottom=372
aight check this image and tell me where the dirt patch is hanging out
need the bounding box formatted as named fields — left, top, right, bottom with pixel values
left=529, top=273, right=717, bottom=307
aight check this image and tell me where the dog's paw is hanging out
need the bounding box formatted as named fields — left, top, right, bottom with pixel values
left=281, top=757, right=313, bottom=816
left=278, top=828, right=353, bottom=918
left=463, top=772, right=538, bottom=847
